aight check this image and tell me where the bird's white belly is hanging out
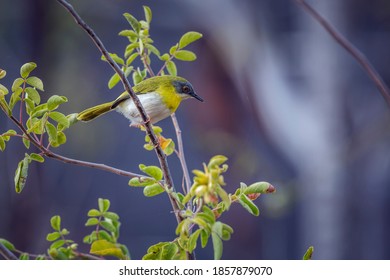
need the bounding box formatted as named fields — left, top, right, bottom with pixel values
left=115, top=92, right=171, bottom=125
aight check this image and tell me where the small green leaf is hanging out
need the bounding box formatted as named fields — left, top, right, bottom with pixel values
left=20, top=62, right=37, bottom=78
left=108, top=73, right=121, bottom=89
left=0, top=238, right=15, bottom=251
left=303, top=246, right=314, bottom=260
left=174, top=50, right=197, bottom=61
left=244, top=181, right=275, bottom=194
left=23, top=135, right=30, bottom=149
left=26, top=76, right=44, bottom=91
left=145, top=44, right=160, bottom=56
left=143, top=183, right=165, bottom=197
left=46, top=232, right=61, bottom=242
left=0, top=136, right=5, bottom=151
left=0, top=84, right=8, bottom=95
left=123, top=13, right=140, bottom=33
left=50, top=216, right=61, bottom=231
left=200, top=229, right=209, bottom=248
left=90, top=240, right=126, bottom=259
left=100, top=221, right=116, bottom=233
left=143, top=6, right=152, bottom=23
left=0, top=69, right=6, bottom=79
left=45, top=122, right=57, bottom=143
left=49, top=112, right=70, bottom=128
left=128, top=176, right=156, bottom=187
left=29, top=153, right=44, bottom=163
left=50, top=239, right=65, bottom=250
left=14, top=157, right=29, bottom=193
left=188, top=229, right=202, bottom=253
left=19, top=253, right=29, bottom=260
left=98, top=198, right=110, bottom=213
left=166, top=61, right=177, bottom=76
left=139, top=164, right=163, bottom=181
left=85, top=218, right=99, bottom=226
left=216, top=186, right=230, bottom=209
left=179, top=31, right=203, bottom=49
left=208, top=155, right=228, bottom=169
left=98, top=230, right=113, bottom=242
left=103, top=211, right=120, bottom=220
left=238, top=194, right=259, bottom=216
left=126, top=53, right=139, bottom=66
left=87, top=209, right=101, bottom=217
left=161, top=243, right=178, bottom=260
left=169, top=44, right=178, bottom=55
left=160, top=53, right=170, bottom=61
left=11, top=78, right=24, bottom=92
left=47, top=95, right=68, bottom=111
left=119, top=29, right=138, bottom=39
left=211, top=232, right=223, bottom=260
left=25, top=87, right=40, bottom=105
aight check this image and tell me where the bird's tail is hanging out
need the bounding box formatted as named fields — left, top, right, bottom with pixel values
left=77, top=101, right=114, bottom=122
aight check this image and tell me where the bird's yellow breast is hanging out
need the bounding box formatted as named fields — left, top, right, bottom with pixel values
left=157, top=83, right=182, bottom=113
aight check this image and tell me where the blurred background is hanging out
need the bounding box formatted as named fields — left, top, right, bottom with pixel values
left=1, top=0, right=390, bottom=260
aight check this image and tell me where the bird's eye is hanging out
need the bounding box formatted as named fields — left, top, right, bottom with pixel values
left=182, top=85, right=190, bottom=93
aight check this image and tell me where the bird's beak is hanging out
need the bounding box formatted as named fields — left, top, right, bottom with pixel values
left=190, top=91, right=204, bottom=102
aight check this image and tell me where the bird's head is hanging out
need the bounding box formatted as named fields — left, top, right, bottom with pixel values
left=170, top=76, right=204, bottom=102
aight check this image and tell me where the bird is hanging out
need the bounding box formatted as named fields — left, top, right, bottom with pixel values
left=77, top=75, right=203, bottom=126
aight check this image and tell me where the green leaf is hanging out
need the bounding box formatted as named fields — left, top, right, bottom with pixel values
left=143, top=6, right=152, bottom=23
left=29, top=153, right=44, bottom=163
left=126, top=53, right=139, bottom=66
left=50, top=216, right=61, bottom=231
left=238, top=194, right=259, bottom=216
left=26, top=76, right=44, bottom=91
left=47, top=95, right=68, bottom=111
left=46, top=232, right=61, bottom=242
left=100, top=221, right=116, bottom=233
left=108, top=73, right=120, bottom=89
left=160, top=53, right=170, bottom=61
left=22, top=135, right=30, bottom=149
left=101, top=53, right=124, bottom=65
left=19, top=253, right=29, bottom=260
left=119, top=29, right=138, bottom=39
left=25, top=87, right=40, bottom=105
left=45, top=122, right=57, bottom=143
left=103, top=212, right=120, bottom=220
left=123, top=13, right=140, bottom=33
left=85, top=218, right=99, bottom=226
left=55, top=131, right=67, bottom=146
left=166, top=61, right=177, bottom=76
left=11, top=78, right=24, bottom=92
left=303, top=246, right=314, bottom=260
left=211, top=232, right=223, bottom=260
left=0, top=84, right=8, bottom=95
left=0, top=92, right=11, bottom=116
left=139, top=164, right=163, bottom=181
left=49, top=112, right=69, bottom=128
left=128, top=176, right=155, bottom=187
left=179, top=31, right=203, bottom=49
left=90, top=240, right=126, bottom=259
left=87, top=209, right=101, bottom=217
left=0, top=136, right=5, bottom=151
left=0, top=238, right=15, bottom=251
left=216, top=186, right=230, bottom=209
left=244, top=181, right=275, bottom=194
left=0, top=69, right=6, bottom=79
left=98, top=198, right=110, bottom=213
left=208, top=155, right=228, bottom=169
left=188, top=229, right=202, bottom=253
left=161, top=243, right=178, bottom=260
left=14, top=157, right=29, bottom=193
left=174, top=50, right=197, bottom=61
left=200, top=229, right=209, bottom=248
left=143, top=183, right=165, bottom=197
left=145, top=44, right=160, bottom=56
left=20, top=62, right=37, bottom=78
left=1, top=129, right=17, bottom=141
left=50, top=239, right=65, bottom=250
left=98, top=230, right=113, bottom=242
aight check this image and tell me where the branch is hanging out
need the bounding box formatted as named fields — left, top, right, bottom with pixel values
left=56, top=0, right=180, bottom=223
left=294, top=0, right=390, bottom=108
left=0, top=242, right=18, bottom=260
left=6, top=113, right=142, bottom=178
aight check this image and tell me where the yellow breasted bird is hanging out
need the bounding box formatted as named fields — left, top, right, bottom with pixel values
left=77, top=76, right=203, bottom=126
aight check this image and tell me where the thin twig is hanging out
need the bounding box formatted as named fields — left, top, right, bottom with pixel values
left=5, top=112, right=142, bottom=178
left=56, top=0, right=181, bottom=224
left=0, top=242, right=18, bottom=260
left=294, top=0, right=390, bottom=108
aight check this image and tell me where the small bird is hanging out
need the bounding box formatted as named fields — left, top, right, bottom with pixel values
left=77, top=75, right=203, bottom=126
